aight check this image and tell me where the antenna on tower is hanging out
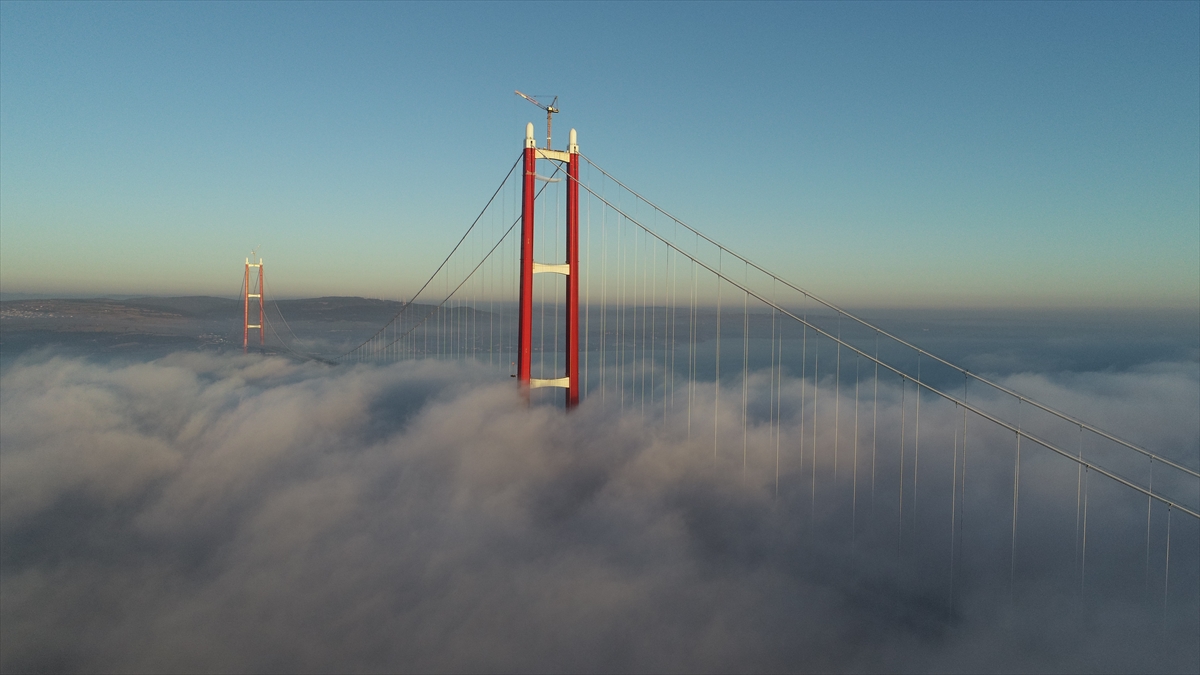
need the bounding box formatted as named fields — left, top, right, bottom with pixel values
left=515, top=90, right=559, bottom=149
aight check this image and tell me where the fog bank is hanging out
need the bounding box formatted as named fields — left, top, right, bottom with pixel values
left=2, top=352, right=1197, bottom=673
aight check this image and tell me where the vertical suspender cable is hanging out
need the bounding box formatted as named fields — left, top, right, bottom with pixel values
left=633, top=216, right=643, bottom=403
left=1082, top=456, right=1090, bottom=596
left=600, top=177, right=608, bottom=402
left=834, top=319, right=841, bottom=481
left=1075, top=426, right=1084, bottom=579
left=643, top=204, right=650, bottom=412
left=771, top=293, right=779, bottom=497
left=899, top=377, right=907, bottom=551
left=715, top=254, right=723, bottom=461
left=775, top=313, right=783, bottom=498
left=690, top=235, right=699, bottom=433
left=949, top=401, right=959, bottom=619
left=539, top=185, right=547, bottom=383
left=621, top=203, right=629, bottom=408
left=1163, top=507, right=1171, bottom=620
left=633, top=220, right=641, bottom=411
left=693, top=255, right=701, bottom=433
left=800, top=319, right=808, bottom=512
left=487, top=191, right=493, bottom=365
left=651, top=220, right=659, bottom=416
left=742, top=290, right=750, bottom=480
left=853, top=354, right=860, bottom=540
left=670, top=227, right=678, bottom=418
left=812, top=334, right=820, bottom=531
left=584, top=166, right=591, bottom=397
left=959, top=402, right=968, bottom=608
left=913, top=356, right=922, bottom=530
left=872, top=332, right=879, bottom=517
left=1011, top=423, right=1022, bottom=606
left=1145, top=458, right=1154, bottom=597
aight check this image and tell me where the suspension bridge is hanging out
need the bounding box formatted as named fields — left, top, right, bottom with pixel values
left=244, top=122, right=1199, bottom=649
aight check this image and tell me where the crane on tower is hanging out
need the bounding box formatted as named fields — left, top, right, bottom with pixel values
left=514, top=90, right=559, bottom=150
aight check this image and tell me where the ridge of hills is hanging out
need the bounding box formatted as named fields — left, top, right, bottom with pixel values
left=1, top=296, right=434, bottom=323
left=0, top=296, right=439, bottom=362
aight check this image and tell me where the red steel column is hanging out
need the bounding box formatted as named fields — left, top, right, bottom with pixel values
left=517, top=123, right=536, bottom=389
left=258, top=264, right=265, bottom=345
left=243, top=261, right=250, bottom=352
left=565, top=129, right=580, bottom=408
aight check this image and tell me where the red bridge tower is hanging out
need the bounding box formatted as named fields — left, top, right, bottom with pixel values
left=243, top=256, right=264, bottom=351
left=518, top=123, right=580, bottom=408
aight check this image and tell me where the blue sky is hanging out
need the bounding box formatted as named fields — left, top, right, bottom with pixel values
left=1, top=1, right=1197, bottom=308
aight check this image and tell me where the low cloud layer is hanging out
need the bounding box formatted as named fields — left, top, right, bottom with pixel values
left=2, top=352, right=1197, bottom=673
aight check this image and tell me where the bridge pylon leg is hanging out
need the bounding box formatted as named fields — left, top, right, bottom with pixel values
left=565, top=131, right=580, bottom=408
left=518, top=124, right=537, bottom=394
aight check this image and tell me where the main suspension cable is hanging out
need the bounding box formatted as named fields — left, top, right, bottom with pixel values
left=336, top=153, right=523, bottom=360
left=578, top=154, right=1196, bottom=479
left=570, top=174, right=1199, bottom=519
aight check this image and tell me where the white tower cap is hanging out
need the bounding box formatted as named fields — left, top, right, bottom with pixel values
left=569, top=128, right=578, bottom=154
left=525, top=123, right=536, bottom=149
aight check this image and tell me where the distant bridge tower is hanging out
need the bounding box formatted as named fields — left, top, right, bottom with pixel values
left=518, top=122, right=580, bottom=408
left=243, top=256, right=264, bottom=351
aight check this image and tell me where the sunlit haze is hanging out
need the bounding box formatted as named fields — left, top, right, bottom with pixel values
left=1, top=2, right=1196, bottom=308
